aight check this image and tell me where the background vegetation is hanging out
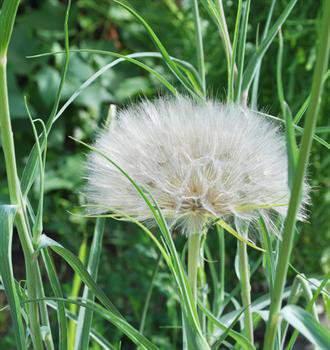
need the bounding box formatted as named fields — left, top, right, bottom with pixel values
left=0, top=0, right=329, bottom=348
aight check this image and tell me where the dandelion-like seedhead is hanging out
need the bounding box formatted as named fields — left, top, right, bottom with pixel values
left=86, top=97, right=308, bottom=235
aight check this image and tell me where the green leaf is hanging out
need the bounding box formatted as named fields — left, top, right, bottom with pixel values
left=281, top=305, right=330, bottom=349
left=37, top=235, right=157, bottom=350
left=74, top=218, right=106, bottom=350
left=0, top=205, right=26, bottom=350
left=216, top=220, right=265, bottom=252
left=46, top=300, right=115, bottom=350
left=198, top=303, right=255, bottom=350
left=235, top=0, right=251, bottom=102
left=113, top=0, right=202, bottom=97
left=42, top=249, right=68, bottom=350
left=242, top=0, right=298, bottom=93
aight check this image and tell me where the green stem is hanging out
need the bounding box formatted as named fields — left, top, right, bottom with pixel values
left=218, top=226, right=225, bottom=312
left=238, top=241, right=254, bottom=344
left=188, top=233, right=201, bottom=304
left=192, top=0, right=206, bottom=95
left=263, top=2, right=330, bottom=348
left=0, top=55, right=44, bottom=350
left=0, top=2, right=52, bottom=348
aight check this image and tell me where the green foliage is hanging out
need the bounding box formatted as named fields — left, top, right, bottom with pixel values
left=0, top=0, right=329, bottom=349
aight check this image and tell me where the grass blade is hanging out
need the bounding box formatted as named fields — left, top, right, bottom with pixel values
left=281, top=305, right=330, bottom=349
left=276, top=30, right=298, bottom=187
left=198, top=302, right=255, bottom=350
left=228, top=0, right=243, bottom=101
left=74, top=218, right=106, bottom=350
left=0, top=205, right=26, bottom=350
left=242, top=0, right=297, bottom=94
left=37, top=235, right=157, bottom=350
left=41, top=249, right=68, bottom=350
left=285, top=277, right=329, bottom=349
left=192, top=0, right=206, bottom=94
left=235, top=0, right=251, bottom=103
left=46, top=300, right=116, bottom=350
left=113, top=0, right=202, bottom=98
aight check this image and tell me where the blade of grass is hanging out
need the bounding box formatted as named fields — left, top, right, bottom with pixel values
left=192, top=0, right=206, bottom=94
left=41, top=249, right=68, bottom=350
left=263, top=2, right=330, bottom=348
left=0, top=205, right=26, bottom=350
left=235, top=0, right=251, bottom=103
left=74, top=218, right=106, bottom=350
left=276, top=30, right=298, bottom=188
left=37, top=235, right=158, bottom=350
left=252, top=109, right=330, bottom=149
left=25, top=98, right=47, bottom=243
left=198, top=302, right=255, bottom=350
left=216, top=220, right=265, bottom=252
left=281, top=305, right=330, bottom=349
left=200, top=0, right=234, bottom=93
left=242, top=0, right=297, bottom=95
left=113, top=0, right=203, bottom=98
left=228, top=0, right=243, bottom=101
left=285, top=277, right=329, bottom=350
left=46, top=300, right=116, bottom=350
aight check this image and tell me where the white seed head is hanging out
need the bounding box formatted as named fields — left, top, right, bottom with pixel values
left=86, top=97, right=308, bottom=235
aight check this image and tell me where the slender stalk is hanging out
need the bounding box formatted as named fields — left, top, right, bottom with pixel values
left=238, top=241, right=254, bottom=344
left=192, top=0, right=206, bottom=95
left=0, top=2, right=51, bottom=348
left=188, top=233, right=201, bottom=304
left=263, top=2, right=330, bottom=348
left=218, top=226, right=225, bottom=312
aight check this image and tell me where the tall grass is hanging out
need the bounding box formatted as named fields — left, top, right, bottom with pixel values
left=0, top=0, right=329, bottom=349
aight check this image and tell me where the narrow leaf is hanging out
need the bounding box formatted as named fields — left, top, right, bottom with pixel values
left=0, top=205, right=26, bottom=350
left=281, top=305, right=330, bottom=349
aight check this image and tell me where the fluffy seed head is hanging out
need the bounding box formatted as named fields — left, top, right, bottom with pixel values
left=86, top=97, right=308, bottom=235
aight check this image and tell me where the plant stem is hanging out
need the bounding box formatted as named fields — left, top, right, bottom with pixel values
left=218, top=226, right=225, bottom=313
left=238, top=241, right=254, bottom=344
left=0, top=1, right=50, bottom=348
left=263, top=1, right=330, bottom=348
left=188, top=233, right=201, bottom=304
left=192, top=0, right=206, bottom=95
left=0, top=49, right=45, bottom=350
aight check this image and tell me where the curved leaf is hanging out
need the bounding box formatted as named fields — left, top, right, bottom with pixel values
left=281, top=305, right=330, bottom=349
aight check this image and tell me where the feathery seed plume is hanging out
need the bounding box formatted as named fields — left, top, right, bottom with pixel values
left=86, top=97, right=308, bottom=235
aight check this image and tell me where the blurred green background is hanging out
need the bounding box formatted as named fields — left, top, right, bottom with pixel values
left=0, top=0, right=329, bottom=348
